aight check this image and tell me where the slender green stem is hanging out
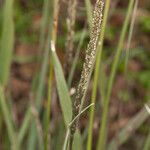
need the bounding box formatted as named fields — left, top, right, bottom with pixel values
left=69, top=103, right=94, bottom=127
left=27, top=45, right=49, bottom=150
left=39, top=0, right=51, bottom=51
left=125, top=0, right=138, bottom=72
left=84, top=0, right=92, bottom=31
left=97, top=1, right=135, bottom=149
left=0, top=86, right=18, bottom=150
left=18, top=108, right=31, bottom=145
left=43, top=0, right=59, bottom=149
left=143, top=128, right=150, bottom=150
left=87, top=1, right=110, bottom=150
left=63, top=129, right=70, bottom=150
left=64, top=103, right=94, bottom=150
left=44, top=60, right=53, bottom=150
left=0, top=0, right=14, bottom=85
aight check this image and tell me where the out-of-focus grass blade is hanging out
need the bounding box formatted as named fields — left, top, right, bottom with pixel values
left=0, top=86, right=17, bottom=149
left=43, top=58, right=53, bottom=150
left=53, top=119, right=65, bottom=150
left=99, top=63, right=107, bottom=106
left=13, top=55, right=40, bottom=64
left=39, top=0, right=52, bottom=51
left=18, top=109, right=31, bottom=145
left=97, top=0, right=135, bottom=149
left=0, top=0, right=14, bottom=85
left=68, top=28, right=86, bottom=87
left=108, top=103, right=150, bottom=150
left=124, top=0, right=138, bottom=72
left=27, top=1, right=58, bottom=149
left=143, top=128, right=150, bottom=150
left=20, top=0, right=54, bottom=147
left=84, top=0, right=92, bottom=30
left=51, top=47, right=72, bottom=125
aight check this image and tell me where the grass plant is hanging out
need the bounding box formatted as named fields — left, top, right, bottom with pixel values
left=0, top=0, right=149, bottom=150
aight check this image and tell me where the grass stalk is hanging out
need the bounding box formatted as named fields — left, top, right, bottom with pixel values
left=27, top=47, right=49, bottom=150
left=18, top=109, right=31, bottom=145
left=96, top=1, right=135, bottom=149
left=69, top=1, right=104, bottom=149
left=0, top=86, right=18, bottom=150
left=98, top=64, right=107, bottom=106
left=64, top=103, right=94, bottom=150
left=143, top=128, right=150, bottom=150
left=44, top=60, right=53, bottom=150
left=0, top=0, right=14, bottom=85
left=125, top=0, right=138, bottom=72
left=84, top=0, right=92, bottom=31
left=87, top=0, right=110, bottom=149
left=30, top=103, right=44, bottom=150
left=39, top=0, right=51, bottom=51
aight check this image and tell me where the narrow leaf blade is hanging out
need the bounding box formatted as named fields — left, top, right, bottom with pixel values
left=52, top=50, right=72, bottom=125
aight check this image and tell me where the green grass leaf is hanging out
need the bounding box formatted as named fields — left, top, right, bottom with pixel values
left=0, top=0, right=14, bottom=85
left=51, top=46, right=72, bottom=125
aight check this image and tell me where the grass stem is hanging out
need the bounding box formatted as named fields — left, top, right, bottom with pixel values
left=86, top=0, right=110, bottom=149
left=97, top=0, right=135, bottom=149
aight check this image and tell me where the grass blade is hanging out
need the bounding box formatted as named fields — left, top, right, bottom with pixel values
left=64, top=0, right=77, bottom=76
left=0, top=0, right=14, bottom=85
left=51, top=42, right=72, bottom=125
left=44, top=59, right=53, bottom=150
left=84, top=0, right=92, bottom=30
left=51, top=39, right=84, bottom=150
left=143, top=128, right=150, bottom=150
left=25, top=1, right=59, bottom=149
left=0, top=86, right=17, bottom=149
left=125, top=0, right=138, bottom=72
left=39, top=0, right=51, bottom=51
left=97, top=0, right=135, bottom=149
left=18, top=109, right=31, bottom=145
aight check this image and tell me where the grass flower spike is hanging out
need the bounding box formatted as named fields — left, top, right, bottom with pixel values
left=70, top=0, right=104, bottom=147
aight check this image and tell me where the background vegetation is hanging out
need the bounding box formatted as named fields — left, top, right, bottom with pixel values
left=0, top=0, right=150, bottom=150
